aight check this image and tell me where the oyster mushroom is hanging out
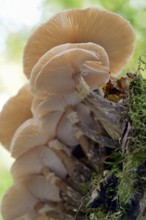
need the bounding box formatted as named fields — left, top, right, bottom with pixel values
left=11, top=145, right=67, bottom=181
left=0, top=85, right=33, bottom=150
left=1, top=175, right=62, bottom=220
left=10, top=112, right=62, bottom=158
left=0, top=178, right=37, bottom=220
left=34, top=44, right=109, bottom=97
left=32, top=92, right=80, bottom=119
left=31, top=90, right=102, bottom=169
left=9, top=106, right=90, bottom=186
left=23, top=8, right=135, bottom=78
left=11, top=146, right=82, bottom=202
left=30, top=42, right=109, bottom=98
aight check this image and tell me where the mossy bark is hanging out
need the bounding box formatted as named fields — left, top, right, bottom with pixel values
left=74, top=72, right=146, bottom=220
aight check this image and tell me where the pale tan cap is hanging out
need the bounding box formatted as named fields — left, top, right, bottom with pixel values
left=30, top=42, right=109, bottom=97
left=35, top=46, right=109, bottom=95
left=11, top=145, right=67, bottom=181
left=0, top=85, right=33, bottom=150
left=23, top=7, right=135, bottom=78
left=10, top=112, right=62, bottom=158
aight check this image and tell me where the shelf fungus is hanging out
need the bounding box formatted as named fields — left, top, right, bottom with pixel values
left=0, top=7, right=135, bottom=220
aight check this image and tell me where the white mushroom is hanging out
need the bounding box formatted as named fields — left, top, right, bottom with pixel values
left=1, top=179, right=38, bottom=220
left=10, top=112, right=62, bottom=158
left=32, top=92, right=80, bottom=119
left=11, top=145, right=67, bottom=181
left=1, top=175, right=61, bottom=220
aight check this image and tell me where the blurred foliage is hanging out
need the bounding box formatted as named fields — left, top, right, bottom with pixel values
left=6, top=32, right=28, bottom=61
left=0, top=167, right=12, bottom=198
left=44, top=0, right=83, bottom=8
left=0, top=166, right=13, bottom=220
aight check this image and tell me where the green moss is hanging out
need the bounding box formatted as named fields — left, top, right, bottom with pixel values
left=83, top=64, right=146, bottom=219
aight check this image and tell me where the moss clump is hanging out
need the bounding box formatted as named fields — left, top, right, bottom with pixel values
left=83, top=59, right=146, bottom=219
left=116, top=73, right=146, bottom=219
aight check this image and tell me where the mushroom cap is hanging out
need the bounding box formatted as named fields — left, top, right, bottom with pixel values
left=35, top=47, right=109, bottom=95
left=1, top=175, right=60, bottom=220
left=11, top=145, right=67, bottom=180
left=0, top=180, right=38, bottom=220
left=23, top=7, right=135, bottom=78
left=22, top=210, right=39, bottom=220
left=57, top=113, right=78, bottom=148
left=25, top=175, right=61, bottom=202
left=57, top=103, right=97, bottom=148
left=0, top=85, right=33, bottom=150
left=10, top=118, right=49, bottom=158
left=10, top=112, right=62, bottom=158
left=31, top=97, right=43, bottom=115
left=32, top=93, right=80, bottom=118
left=30, top=42, right=109, bottom=97
left=16, top=217, right=26, bottom=220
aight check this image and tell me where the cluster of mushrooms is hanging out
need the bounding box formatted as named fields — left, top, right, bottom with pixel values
left=0, top=8, right=135, bottom=220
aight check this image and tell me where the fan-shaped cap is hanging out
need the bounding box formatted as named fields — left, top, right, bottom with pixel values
left=57, top=113, right=78, bottom=148
left=23, top=7, right=135, bottom=78
left=30, top=42, right=109, bottom=97
left=25, top=175, right=61, bottom=202
left=10, top=118, right=49, bottom=158
left=0, top=180, right=38, bottom=220
left=10, top=112, right=62, bottom=158
left=35, top=46, right=109, bottom=95
left=57, top=103, right=98, bottom=148
left=11, top=145, right=67, bottom=180
left=0, top=85, right=33, bottom=150
left=32, top=93, right=80, bottom=118
left=1, top=175, right=60, bottom=220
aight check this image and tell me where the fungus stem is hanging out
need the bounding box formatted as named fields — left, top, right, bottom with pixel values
left=73, top=75, right=90, bottom=100
left=42, top=167, right=82, bottom=203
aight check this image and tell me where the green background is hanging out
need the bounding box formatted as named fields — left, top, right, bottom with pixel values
left=0, top=0, right=146, bottom=219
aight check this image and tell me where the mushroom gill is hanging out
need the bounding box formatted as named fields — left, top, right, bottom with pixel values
left=23, top=7, right=135, bottom=78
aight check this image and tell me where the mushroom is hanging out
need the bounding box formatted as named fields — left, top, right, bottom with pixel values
left=9, top=105, right=91, bottom=186
left=11, top=145, right=67, bottom=181
left=1, top=174, right=81, bottom=220
left=10, top=112, right=62, bottom=158
left=1, top=175, right=63, bottom=218
left=0, top=179, right=38, bottom=220
left=1, top=175, right=64, bottom=220
left=30, top=42, right=109, bottom=98
left=33, top=43, right=110, bottom=97
left=23, top=7, right=135, bottom=78
left=32, top=94, right=96, bottom=158
left=32, top=92, right=80, bottom=119
left=31, top=90, right=101, bottom=167
left=0, top=85, right=33, bottom=150
left=11, top=150, right=82, bottom=203
left=56, top=113, right=78, bottom=148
